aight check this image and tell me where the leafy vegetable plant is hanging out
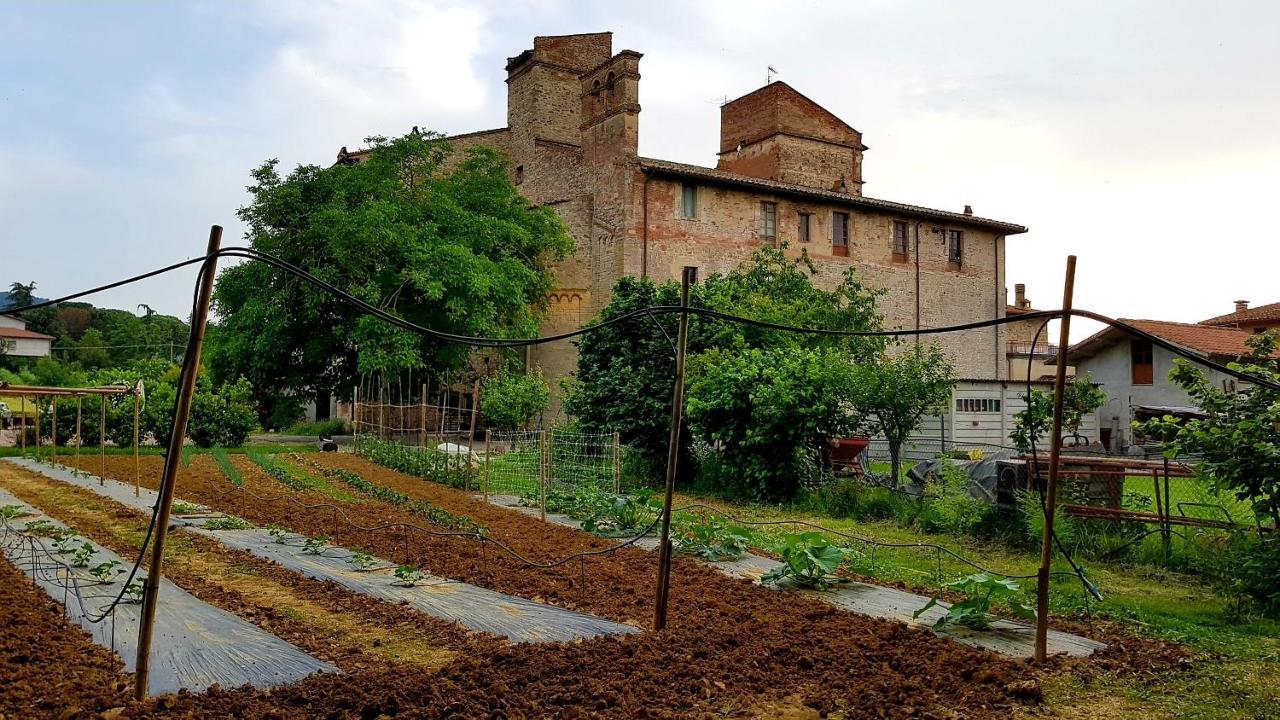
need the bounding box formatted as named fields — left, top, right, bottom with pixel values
left=171, top=501, right=203, bottom=515
left=203, top=516, right=252, bottom=530
left=347, top=549, right=376, bottom=571
left=123, top=580, right=145, bottom=603
left=760, top=532, right=849, bottom=589
left=90, top=560, right=122, bottom=583
left=21, top=519, right=57, bottom=536
left=53, top=532, right=83, bottom=554
left=394, top=564, right=425, bottom=587
left=1, top=505, right=25, bottom=520
left=71, top=541, right=96, bottom=568
left=674, top=517, right=750, bottom=561
left=267, top=524, right=290, bottom=543
left=913, top=573, right=1035, bottom=630
left=302, top=534, right=330, bottom=554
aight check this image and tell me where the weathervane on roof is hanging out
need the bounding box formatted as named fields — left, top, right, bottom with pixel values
left=767, top=65, right=778, bottom=85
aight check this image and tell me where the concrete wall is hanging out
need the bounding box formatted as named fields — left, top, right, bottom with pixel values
left=1078, top=341, right=1233, bottom=448
left=1, top=337, right=51, bottom=357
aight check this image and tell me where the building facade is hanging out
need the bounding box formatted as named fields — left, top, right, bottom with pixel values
left=342, top=32, right=1029, bottom=416
left=0, top=315, right=52, bottom=359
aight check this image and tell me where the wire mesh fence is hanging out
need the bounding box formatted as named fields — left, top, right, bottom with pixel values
left=482, top=428, right=620, bottom=499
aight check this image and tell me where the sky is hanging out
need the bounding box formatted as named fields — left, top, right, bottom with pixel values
left=2, top=0, right=1278, bottom=341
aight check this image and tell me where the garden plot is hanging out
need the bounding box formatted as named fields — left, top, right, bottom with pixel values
left=6, top=458, right=639, bottom=643
left=480, top=493, right=1105, bottom=658
left=0, top=486, right=336, bottom=695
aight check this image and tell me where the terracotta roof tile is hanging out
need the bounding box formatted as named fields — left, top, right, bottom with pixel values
left=0, top=326, right=53, bottom=340
left=637, top=157, right=1028, bottom=234
left=1200, top=301, right=1280, bottom=327
left=1068, top=318, right=1278, bottom=362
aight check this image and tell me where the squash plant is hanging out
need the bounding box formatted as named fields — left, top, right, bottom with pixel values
left=760, top=532, right=849, bottom=589
left=674, top=517, right=750, bottom=561
left=913, top=573, right=1035, bottom=630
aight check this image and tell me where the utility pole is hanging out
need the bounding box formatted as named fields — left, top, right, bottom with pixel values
left=134, top=225, right=222, bottom=700
left=653, top=266, right=696, bottom=631
left=1034, top=255, right=1076, bottom=662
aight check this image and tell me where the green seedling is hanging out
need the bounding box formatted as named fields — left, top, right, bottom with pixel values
left=394, top=564, right=425, bottom=587
left=123, top=580, right=145, bottom=603
left=347, top=549, right=376, bottom=571
left=203, top=516, right=252, bottom=530
left=1, top=504, right=25, bottom=520
left=302, top=534, right=330, bottom=554
left=674, top=518, right=750, bottom=561
left=53, top=532, right=83, bottom=554
left=71, top=541, right=96, bottom=568
left=913, top=573, right=1036, bottom=631
left=760, top=532, right=850, bottom=590
left=267, top=524, right=290, bottom=543
left=21, top=519, right=58, bottom=536
left=171, top=501, right=203, bottom=515
left=90, top=560, right=122, bottom=583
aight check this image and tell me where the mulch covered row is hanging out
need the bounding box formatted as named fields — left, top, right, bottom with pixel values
left=48, top=452, right=1040, bottom=719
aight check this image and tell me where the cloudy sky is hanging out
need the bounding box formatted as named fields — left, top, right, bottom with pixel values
left=3, top=1, right=1278, bottom=340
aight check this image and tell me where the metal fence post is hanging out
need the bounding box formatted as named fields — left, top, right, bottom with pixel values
left=539, top=429, right=548, bottom=522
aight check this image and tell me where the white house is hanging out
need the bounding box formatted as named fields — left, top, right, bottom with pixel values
left=1063, top=318, right=1273, bottom=451
left=0, top=315, right=53, bottom=358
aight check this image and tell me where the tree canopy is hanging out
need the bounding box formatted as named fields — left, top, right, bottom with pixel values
left=208, top=131, right=574, bottom=410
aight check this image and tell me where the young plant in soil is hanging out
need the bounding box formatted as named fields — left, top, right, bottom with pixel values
left=346, top=549, right=376, bottom=571
left=21, top=519, right=58, bottom=536
left=89, top=560, right=122, bottom=583
left=123, top=579, right=145, bottom=603
left=267, top=524, right=290, bottom=543
left=394, top=564, right=425, bottom=587
left=70, top=541, right=96, bottom=568
left=913, top=573, right=1036, bottom=630
left=203, top=516, right=252, bottom=530
left=674, top=517, right=750, bottom=561
left=53, top=532, right=83, bottom=554
left=211, top=446, right=245, bottom=486
left=171, top=501, right=204, bottom=515
left=1, top=504, right=25, bottom=520
left=302, top=534, right=330, bottom=554
left=761, top=532, right=850, bottom=590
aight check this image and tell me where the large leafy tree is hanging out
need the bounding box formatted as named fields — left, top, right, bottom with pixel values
left=209, top=131, right=573, bottom=414
left=6, top=282, right=36, bottom=308
left=567, top=245, right=885, bottom=493
left=1008, top=374, right=1107, bottom=454
left=847, top=343, right=957, bottom=485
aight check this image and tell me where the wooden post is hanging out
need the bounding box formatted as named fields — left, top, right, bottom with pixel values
left=133, top=393, right=140, bottom=497
left=135, top=224, right=222, bottom=701
left=100, top=394, right=107, bottom=483
left=36, top=396, right=42, bottom=461
left=51, top=396, right=57, bottom=466
left=613, top=431, right=622, bottom=494
left=19, top=396, right=26, bottom=453
left=75, top=394, right=83, bottom=471
left=1034, top=255, right=1076, bottom=663
left=378, top=374, right=386, bottom=441
left=467, top=379, right=481, bottom=491
left=484, top=426, right=491, bottom=502
left=420, top=382, right=428, bottom=451
left=654, top=266, right=695, bottom=632
left=539, top=429, right=547, bottom=522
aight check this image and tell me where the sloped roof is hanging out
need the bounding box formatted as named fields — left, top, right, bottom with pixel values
left=0, top=325, right=53, bottom=340
left=1067, top=318, right=1276, bottom=363
left=1200, top=301, right=1280, bottom=327
left=638, top=157, right=1027, bottom=234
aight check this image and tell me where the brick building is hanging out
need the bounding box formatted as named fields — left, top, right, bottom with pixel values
left=341, top=32, right=1030, bottom=421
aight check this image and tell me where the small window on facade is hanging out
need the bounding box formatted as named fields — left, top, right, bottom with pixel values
left=955, top=398, right=1001, bottom=413
left=1131, top=338, right=1154, bottom=385
left=798, top=213, right=811, bottom=242
left=761, top=201, right=777, bottom=244
left=832, top=211, right=849, bottom=256
left=514, top=165, right=524, bottom=184
left=947, top=229, right=964, bottom=265
left=680, top=183, right=698, bottom=219
left=892, top=220, right=910, bottom=258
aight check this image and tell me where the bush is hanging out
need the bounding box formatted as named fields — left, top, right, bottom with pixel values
left=481, top=370, right=549, bottom=430
left=282, top=418, right=349, bottom=436
left=929, top=461, right=997, bottom=536
left=188, top=378, right=258, bottom=448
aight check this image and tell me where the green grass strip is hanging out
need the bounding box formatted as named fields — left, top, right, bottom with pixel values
left=210, top=447, right=245, bottom=487
left=245, top=450, right=359, bottom=503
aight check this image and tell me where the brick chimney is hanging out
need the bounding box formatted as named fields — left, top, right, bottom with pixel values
left=1014, top=283, right=1029, bottom=309
left=1235, top=299, right=1250, bottom=312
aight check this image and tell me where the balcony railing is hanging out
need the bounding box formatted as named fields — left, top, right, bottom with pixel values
left=1006, top=341, right=1060, bottom=357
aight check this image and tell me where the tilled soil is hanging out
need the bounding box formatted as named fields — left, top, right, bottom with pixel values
left=41, top=453, right=1048, bottom=718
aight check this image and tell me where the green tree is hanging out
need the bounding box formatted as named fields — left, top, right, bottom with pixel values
left=76, top=328, right=111, bottom=369
left=847, top=343, right=958, bottom=485
left=208, top=130, right=573, bottom=417
left=6, top=282, right=36, bottom=308
left=1009, top=374, right=1107, bottom=454
left=480, top=370, right=549, bottom=430
left=686, top=346, right=861, bottom=499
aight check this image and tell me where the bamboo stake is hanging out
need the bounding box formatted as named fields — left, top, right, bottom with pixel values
left=484, top=426, right=491, bottom=503
left=654, top=266, right=695, bottom=632
left=35, top=396, right=42, bottom=461
left=135, top=224, right=222, bottom=701
left=51, top=396, right=57, bottom=466
left=613, top=431, right=622, bottom=494
left=1034, top=255, right=1076, bottom=663
left=19, top=396, right=26, bottom=453
left=100, top=394, right=107, bottom=484
left=133, top=394, right=140, bottom=497
left=420, top=382, right=427, bottom=451
left=539, top=429, right=547, bottom=522
left=75, top=394, right=83, bottom=471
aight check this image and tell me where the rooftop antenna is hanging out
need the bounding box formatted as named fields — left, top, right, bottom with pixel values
left=766, top=65, right=778, bottom=85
